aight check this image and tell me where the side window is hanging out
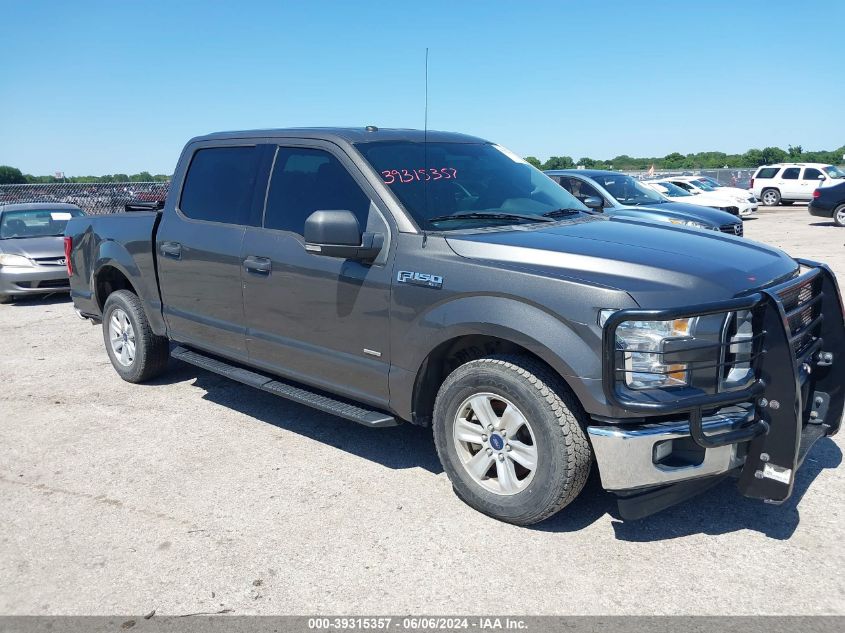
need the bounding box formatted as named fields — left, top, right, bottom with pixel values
left=264, top=147, right=371, bottom=235
left=179, top=146, right=260, bottom=224
left=560, top=177, right=601, bottom=202
left=803, top=168, right=823, bottom=181
left=782, top=168, right=800, bottom=180
left=673, top=181, right=693, bottom=191
left=756, top=167, right=779, bottom=179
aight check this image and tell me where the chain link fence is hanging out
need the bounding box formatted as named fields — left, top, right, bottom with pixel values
left=0, top=182, right=170, bottom=215
left=621, top=168, right=758, bottom=189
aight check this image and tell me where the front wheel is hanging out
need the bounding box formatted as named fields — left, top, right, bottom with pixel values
left=432, top=355, right=592, bottom=525
left=102, top=290, right=170, bottom=383
left=761, top=188, right=781, bottom=206
left=834, top=204, right=845, bottom=227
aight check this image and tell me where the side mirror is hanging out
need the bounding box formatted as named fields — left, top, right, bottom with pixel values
left=304, top=210, right=383, bottom=261
left=583, top=196, right=604, bottom=210
left=818, top=174, right=826, bottom=180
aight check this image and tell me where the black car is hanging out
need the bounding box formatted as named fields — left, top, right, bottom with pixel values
left=809, top=181, right=845, bottom=227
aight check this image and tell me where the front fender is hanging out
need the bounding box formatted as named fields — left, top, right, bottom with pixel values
left=389, top=295, right=607, bottom=420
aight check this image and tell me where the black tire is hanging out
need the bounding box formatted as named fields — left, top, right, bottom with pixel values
left=102, top=289, right=169, bottom=383
left=833, top=204, right=845, bottom=227
left=761, top=188, right=781, bottom=206
left=780, top=200, right=794, bottom=206
left=432, top=354, right=592, bottom=525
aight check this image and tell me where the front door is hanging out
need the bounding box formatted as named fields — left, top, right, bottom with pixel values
left=799, top=167, right=824, bottom=200
left=240, top=142, right=394, bottom=407
left=156, top=144, right=263, bottom=359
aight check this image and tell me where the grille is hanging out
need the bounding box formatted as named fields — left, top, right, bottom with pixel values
left=720, top=223, right=743, bottom=236
left=777, top=274, right=823, bottom=358
left=33, top=257, right=66, bottom=267
left=37, top=279, right=70, bottom=289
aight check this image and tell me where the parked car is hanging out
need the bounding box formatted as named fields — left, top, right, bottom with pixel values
left=809, top=181, right=845, bottom=227
left=65, top=128, right=844, bottom=525
left=0, top=202, right=85, bottom=303
left=751, top=163, right=845, bottom=206
left=545, top=169, right=745, bottom=235
left=658, top=176, right=758, bottom=217
left=694, top=175, right=757, bottom=200
left=641, top=180, right=748, bottom=216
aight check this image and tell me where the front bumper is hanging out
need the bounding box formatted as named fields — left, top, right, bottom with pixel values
left=738, top=201, right=758, bottom=216
left=591, top=261, right=844, bottom=510
left=0, top=266, right=70, bottom=296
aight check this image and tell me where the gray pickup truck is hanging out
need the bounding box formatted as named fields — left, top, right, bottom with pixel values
left=65, top=128, right=844, bottom=525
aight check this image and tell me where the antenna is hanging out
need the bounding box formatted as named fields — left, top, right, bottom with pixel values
left=423, top=47, right=429, bottom=243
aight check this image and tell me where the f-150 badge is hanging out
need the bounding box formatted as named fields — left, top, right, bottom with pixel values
left=397, top=270, right=443, bottom=289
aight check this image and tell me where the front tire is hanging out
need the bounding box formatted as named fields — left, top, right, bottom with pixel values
left=761, top=188, right=781, bottom=206
left=433, top=355, right=592, bottom=525
left=102, top=290, right=169, bottom=383
left=834, top=204, right=845, bottom=227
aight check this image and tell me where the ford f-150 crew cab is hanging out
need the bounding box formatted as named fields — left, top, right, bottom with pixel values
left=65, top=128, right=845, bottom=525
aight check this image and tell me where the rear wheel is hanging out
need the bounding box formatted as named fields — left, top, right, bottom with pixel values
left=432, top=354, right=592, bottom=525
left=834, top=204, right=845, bottom=227
left=761, top=188, right=781, bottom=206
left=102, top=290, right=169, bottom=383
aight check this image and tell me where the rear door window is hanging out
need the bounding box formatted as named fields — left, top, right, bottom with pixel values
left=781, top=168, right=800, bottom=180
left=263, top=147, right=371, bottom=236
left=755, top=167, right=779, bottom=179
left=179, top=146, right=261, bottom=224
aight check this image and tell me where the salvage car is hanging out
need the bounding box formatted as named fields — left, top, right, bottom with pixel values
left=65, top=128, right=844, bottom=525
left=0, top=202, right=85, bottom=303
left=654, top=176, right=758, bottom=217
left=641, top=180, right=744, bottom=216
left=809, top=180, right=845, bottom=227
left=546, top=169, right=745, bottom=234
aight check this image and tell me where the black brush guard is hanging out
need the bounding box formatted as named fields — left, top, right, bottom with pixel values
left=602, top=260, right=844, bottom=503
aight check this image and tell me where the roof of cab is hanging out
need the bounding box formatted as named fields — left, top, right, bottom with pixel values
left=0, top=202, right=84, bottom=213
left=189, top=127, right=489, bottom=145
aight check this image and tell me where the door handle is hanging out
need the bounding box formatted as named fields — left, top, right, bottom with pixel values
left=243, top=255, right=271, bottom=275
left=160, top=241, right=182, bottom=259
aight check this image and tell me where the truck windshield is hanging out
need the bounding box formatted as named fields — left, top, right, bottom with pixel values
left=0, top=209, right=84, bottom=239
left=355, top=141, right=588, bottom=230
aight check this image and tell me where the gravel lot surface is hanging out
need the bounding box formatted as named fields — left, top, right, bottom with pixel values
left=1, top=205, right=843, bottom=615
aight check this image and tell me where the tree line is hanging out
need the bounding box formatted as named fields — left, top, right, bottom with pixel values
left=525, top=144, right=844, bottom=171
left=0, top=166, right=170, bottom=185
left=2, top=142, right=843, bottom=184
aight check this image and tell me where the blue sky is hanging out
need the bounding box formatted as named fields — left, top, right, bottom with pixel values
left=2, top=1, right=842, bottom=176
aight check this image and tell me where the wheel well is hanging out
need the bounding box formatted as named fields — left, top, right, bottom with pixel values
left=95, top=266, right=137, bottom=311
left=411, top=335, right=555, bottom=426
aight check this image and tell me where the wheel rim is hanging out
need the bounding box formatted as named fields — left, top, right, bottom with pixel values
left=763, top=191, right=778, bottom=205
left=108, top=308, right=136, bottom=367
left=836, top=207, right=845, bottom=225
left=453, top=393, right=538, bottom=496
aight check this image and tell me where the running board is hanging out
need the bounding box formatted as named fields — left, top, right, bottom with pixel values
left=171, top=346, right=399, bottom=428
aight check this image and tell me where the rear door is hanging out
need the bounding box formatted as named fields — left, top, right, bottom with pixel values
left=799, top=167, right=824, bottom=199
left=778, top=167, right=802, bottom=199
left=156, top=142, right=268, bottom=359
left=240, top=140, right=395, bottom=407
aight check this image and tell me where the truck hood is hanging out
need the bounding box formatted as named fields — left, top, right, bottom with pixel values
left=610, top=201, right=740, bottom=226
left=444, top=216, right=798, bottom=308
left=0, top=236, right=64, bottom=259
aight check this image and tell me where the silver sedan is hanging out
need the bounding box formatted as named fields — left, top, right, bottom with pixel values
left=0, top=202, right=85, bottom=303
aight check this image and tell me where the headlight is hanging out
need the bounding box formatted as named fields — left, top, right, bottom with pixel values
left=600, top=310, right=693, bottom=390
left=0, top=254, right=34, bottom=268
left=665, top=218, right=709, bottom=230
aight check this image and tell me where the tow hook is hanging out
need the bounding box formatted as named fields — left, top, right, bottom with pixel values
left=817, top=351, right=834, bottom=367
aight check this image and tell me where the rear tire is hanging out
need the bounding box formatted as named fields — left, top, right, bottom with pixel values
left=761, top=188, right=781, bottom=206
left=102, top=290, right=169, bottom=383
left=432, top=354, right=592, bottom=525
left=834, top=204, right=845, bottom=227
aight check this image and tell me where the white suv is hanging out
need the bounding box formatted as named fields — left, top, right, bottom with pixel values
left=751, top=163, right=845, bottom=206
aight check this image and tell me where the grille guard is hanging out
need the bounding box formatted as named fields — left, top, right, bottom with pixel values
left=601, top=260, right=845, bottom=502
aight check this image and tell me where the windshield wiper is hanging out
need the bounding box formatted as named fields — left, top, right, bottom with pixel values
left=428, top=212, right=553, bottom=224
left=542, top=208, right=583, bottom=218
